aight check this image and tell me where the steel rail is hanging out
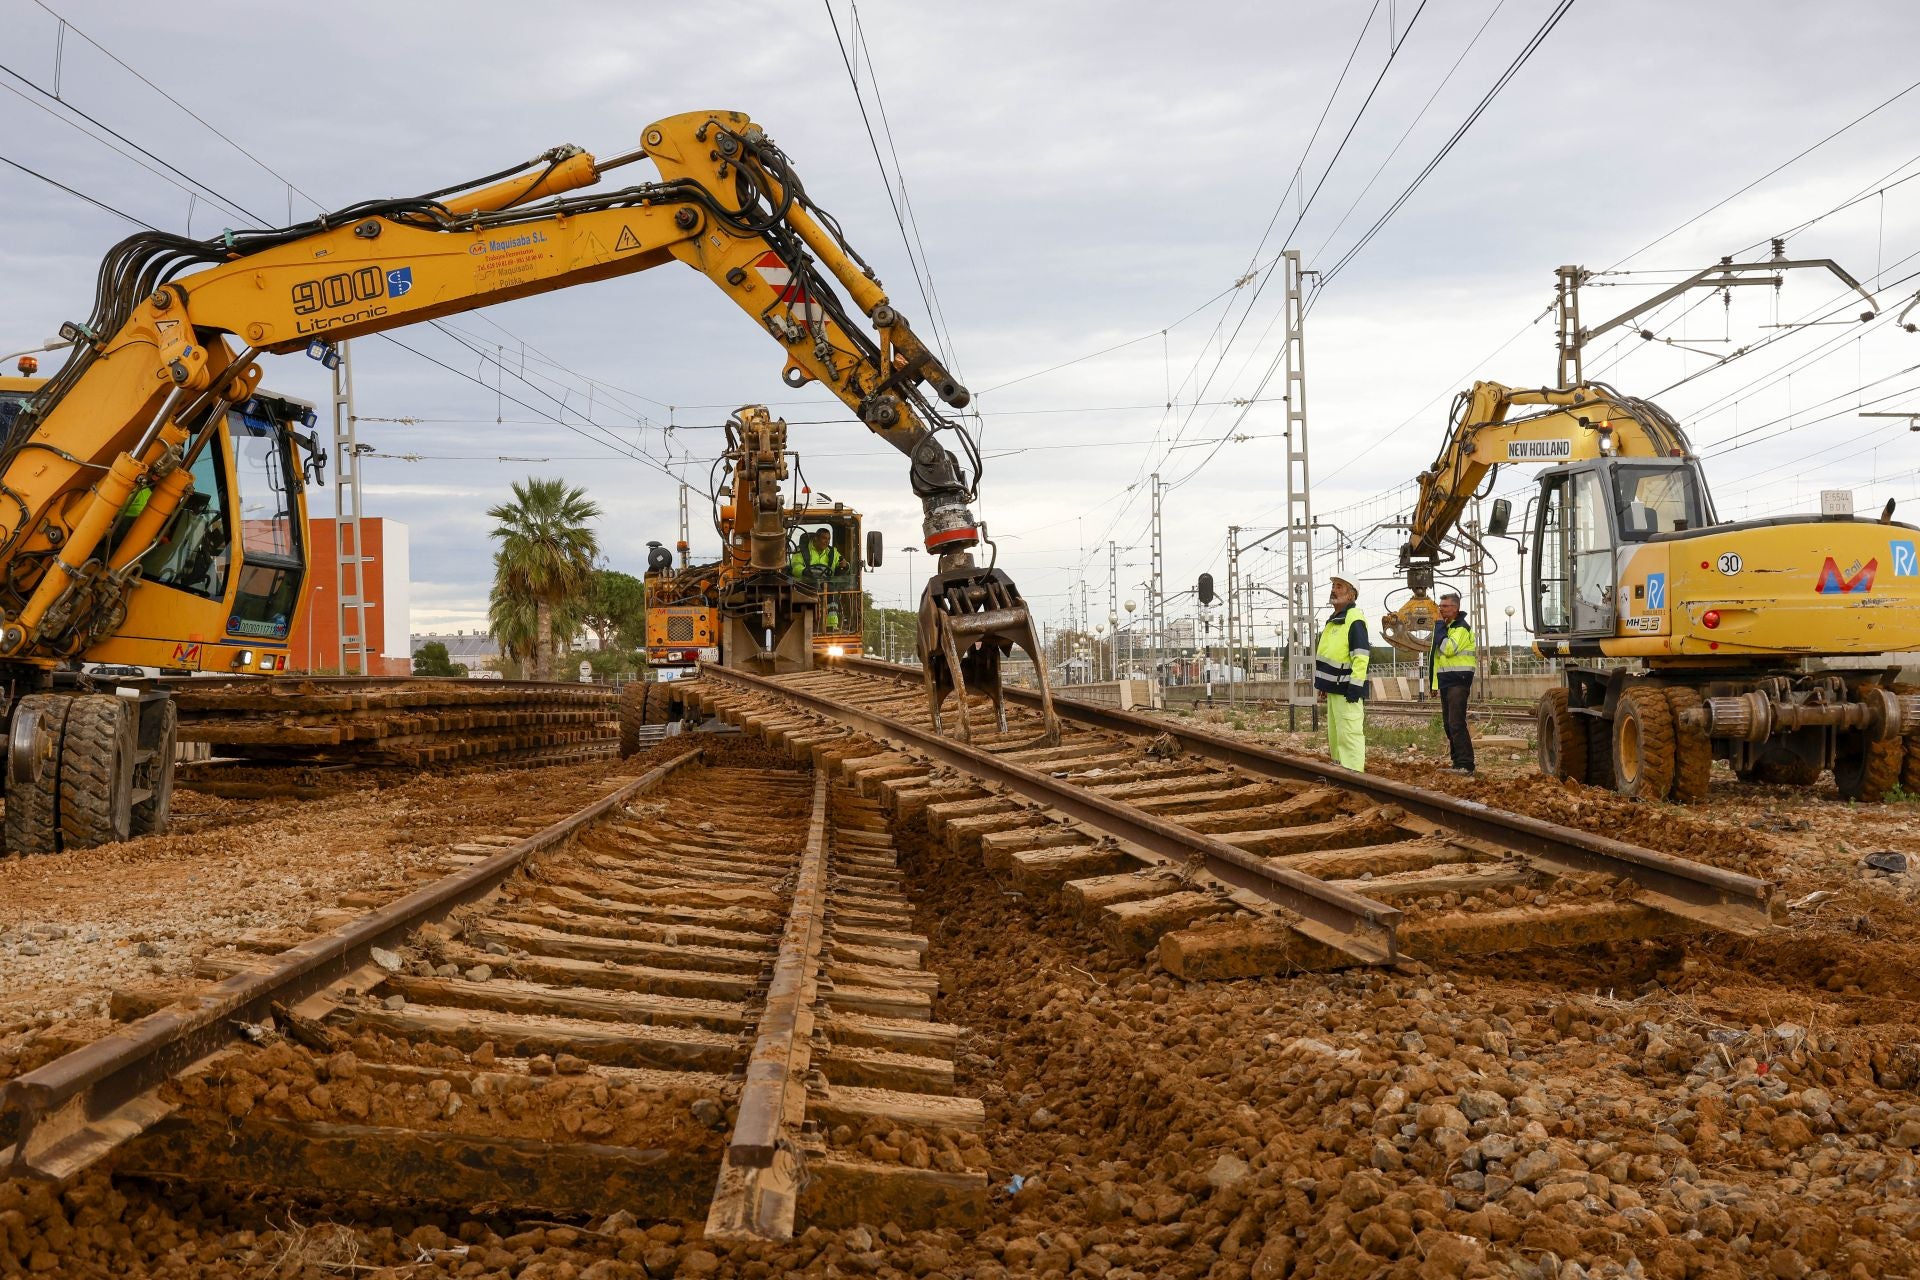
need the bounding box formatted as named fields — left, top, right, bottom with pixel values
left=0, top=747, right=704, bottom=1181
left=700, top=665, right=1402, bottom=966
left=825, top=656, right=1773, bottom=925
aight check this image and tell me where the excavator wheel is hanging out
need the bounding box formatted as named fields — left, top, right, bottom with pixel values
left=1835, top=731, right=1902, bottom=803
left=1895, top=684, right=1920, bottom=794
left=1663, top=687, right=1713, bottom=804
left=645, top=682, right=673, bottom=726
left=57, top=694, right=136, bottom=849
left=1611, top=686, right=1676, bottom=802
left=4, top=694, right=70, bottom=855
left=618, top=683, right=647, bottom=756
left=130, top=697, right=178, bottom=837
left=1536, top=688, right=1585, bottom=781
left=1584, top=716, right=1616, bottom=790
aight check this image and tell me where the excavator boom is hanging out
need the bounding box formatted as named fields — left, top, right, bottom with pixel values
left=0, top=108, right=1061, bottom=854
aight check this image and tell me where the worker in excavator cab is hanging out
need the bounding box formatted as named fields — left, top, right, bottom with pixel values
left=1429, top=591, right=1478, bottom=775
left=790, top=525, right=849, bottom=631
left=1314, top=576, right=1371, bottom=772
left=790, top=526, right=846, bottom=582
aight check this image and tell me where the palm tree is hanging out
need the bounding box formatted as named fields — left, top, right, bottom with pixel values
left=488, top=565, right=586, bottom=678
left=488, top=478, right=601, bottom=681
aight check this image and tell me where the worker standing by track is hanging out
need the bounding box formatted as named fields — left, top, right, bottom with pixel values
left=1428, top=591, right=1477, bottom=774
left=1314, top=576, right=1371, bottom=771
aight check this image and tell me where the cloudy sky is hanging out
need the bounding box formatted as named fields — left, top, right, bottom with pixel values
left=5, top=0, right=1920, bottom=657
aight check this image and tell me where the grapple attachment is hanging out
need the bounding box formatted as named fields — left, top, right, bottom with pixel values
left=917, top=566, right=1060, bottom=747
left=1379, top=590, right=1441, bottom=657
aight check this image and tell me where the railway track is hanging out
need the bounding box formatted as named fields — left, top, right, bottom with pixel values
left=0, top=744, right=983, bottom=1240
left=684, top=656, right=1773, bottom=976
left=1362, top=698, right=1536, bottom=726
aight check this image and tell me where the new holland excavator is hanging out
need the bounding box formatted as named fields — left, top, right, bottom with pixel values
left=1390, top=377, right=1920, bottom=803
left=0, top=108, right=1055, bottom=853
left=625, top=404, right=875, bottom=741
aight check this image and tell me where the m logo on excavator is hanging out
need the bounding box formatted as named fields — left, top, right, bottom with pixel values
left=1816, top=557, right=1877, bottom=595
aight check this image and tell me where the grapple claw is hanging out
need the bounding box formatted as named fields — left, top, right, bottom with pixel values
left=917, top=565, right=1060, bottom=748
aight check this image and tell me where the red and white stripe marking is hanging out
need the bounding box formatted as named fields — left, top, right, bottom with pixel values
left=753, top=251, right=822, bottom=325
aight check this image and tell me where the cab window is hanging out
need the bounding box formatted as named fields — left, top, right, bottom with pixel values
left=0, top=392, right=26, bottom=441
left=227, top=405, right=304, bottom=639
left=139, top=442, right=231, bottom=601
left=233, top=407, right=301, bottom=562
left=1613, top=465, right=1704, bottom=541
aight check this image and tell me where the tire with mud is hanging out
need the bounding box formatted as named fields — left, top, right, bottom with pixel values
left=1663, top=687, right=1713, bottom=804
left=130, top=696, right=177, bottom=837
left=57, top=694, right=134, bottom=849
left=1835, top=731, right=1902, bottom=803
left=1612, top=686, right=1675, bottom=801
left=645, top=682, right=672, bottom=726
left=1537, top=688, right=1585, bottom=781
left=4, top=694, right=69, bottom=855
left=618, top=683, right=647, bottom=756
left=1895, top=684, right=1920, bottom=795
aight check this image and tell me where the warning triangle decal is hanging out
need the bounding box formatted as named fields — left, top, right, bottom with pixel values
left=614, top=226, right=642, bottom=253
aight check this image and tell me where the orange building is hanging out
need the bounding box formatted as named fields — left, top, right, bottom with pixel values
left=286, top=516, right=414, bottom=675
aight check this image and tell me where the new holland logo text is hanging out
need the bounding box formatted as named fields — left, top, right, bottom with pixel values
left=291, top=265, right=413, bottom=334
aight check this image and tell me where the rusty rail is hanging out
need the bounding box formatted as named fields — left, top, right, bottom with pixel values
left=700, top=665, right=1402, bottom=965
left=814, top=656, right=1774, bottom=931
left=0, top=747, right=704, bottom=1181
left=706, top=772, right=833, bottom=1240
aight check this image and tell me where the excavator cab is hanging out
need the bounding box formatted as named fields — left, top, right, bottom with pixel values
left=1527, top=457, right=1713, bottom=640
left=785, top=512, right=864, bottom=658
left=93, top=393, right=319, bottom=674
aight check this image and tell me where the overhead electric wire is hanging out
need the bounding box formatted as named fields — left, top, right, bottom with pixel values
left=1306, top=0, right=1511, bottom=265
left=822, top=0, right=952, bottom=372
left=1316, top=0, right=1579, bottom=291
left=0, top=70, right=254, bottom=223
left=1607, top=72, right=1920, bottom=271
left=850, top=4, right=963, bottom=380
left=1, top=151, right=157, bottom=229
left=18, top=0, right=682, bottom=433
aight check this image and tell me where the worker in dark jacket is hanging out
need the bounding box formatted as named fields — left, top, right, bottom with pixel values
left=1428, top=591, right=1477, bottom=773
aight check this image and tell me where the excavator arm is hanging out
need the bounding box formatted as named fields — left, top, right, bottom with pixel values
left=1382, top=379, right=1695, bottom=654
left=1404, top=379, right=1693, bottom=566
left=6, top=109, right=1058, bottom=740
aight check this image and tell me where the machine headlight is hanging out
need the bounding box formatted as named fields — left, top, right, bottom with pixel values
left=826, top=644, right=846, bottom=657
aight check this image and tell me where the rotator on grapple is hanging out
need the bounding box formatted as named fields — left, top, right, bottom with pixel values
left=895, top=397, right=1060, bottom=747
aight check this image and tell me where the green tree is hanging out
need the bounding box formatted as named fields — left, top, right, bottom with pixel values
left=412, top=641, right=468, bottom=678
left=488, top=568, right=584, bottom=675
left=487, top=478, right=601, bottom=681
left=582, top=568, right=648, bottom=653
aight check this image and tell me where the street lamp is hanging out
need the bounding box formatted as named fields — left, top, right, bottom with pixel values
left=900, top=546, right=920, bottom=667
left=1504, top=605, right=1517, bottom=677
left=1122, top=600, right=1136, bottom=678
left=1094, top=623, right=1107, bottom=682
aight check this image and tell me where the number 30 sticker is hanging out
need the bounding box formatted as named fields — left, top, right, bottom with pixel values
left=1716, top=553, right=1743, bottom=576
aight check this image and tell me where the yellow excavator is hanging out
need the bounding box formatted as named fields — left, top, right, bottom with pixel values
left=629, top=404, right=874, bottom=739
left=0, top=353, right=319, bottom=851
left=1391, top=377, right=1920, bottom=802
left=1, top=108, right=1055, bottom=853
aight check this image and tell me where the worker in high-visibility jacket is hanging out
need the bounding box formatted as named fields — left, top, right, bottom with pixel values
left=1314, top=576, right=1371, bottom=771
left=789, top=527, right=846, bottom=581
left=1428, top=591, right=1478, bottom=774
